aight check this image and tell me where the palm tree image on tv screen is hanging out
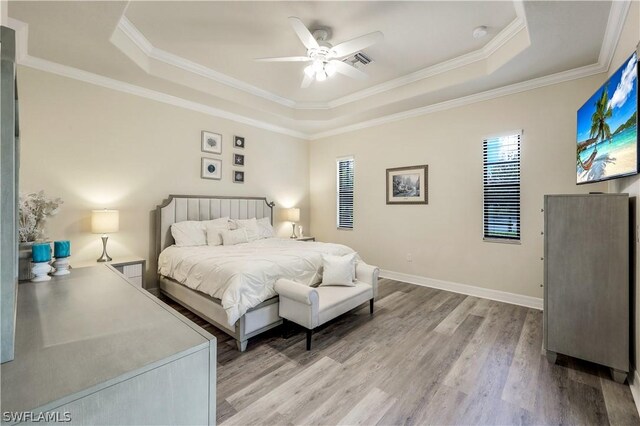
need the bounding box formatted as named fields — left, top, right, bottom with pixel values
left=577, top=52, right=638, bottom=184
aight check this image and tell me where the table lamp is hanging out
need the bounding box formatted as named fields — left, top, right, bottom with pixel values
left=91, top=209, right=119, bottom=262
left=285, top=208, right=300, bottom=239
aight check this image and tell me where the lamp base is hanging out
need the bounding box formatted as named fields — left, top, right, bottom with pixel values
left=97, top=235, right=113, bottom=262
left=290, top=223, right=298, bottom=239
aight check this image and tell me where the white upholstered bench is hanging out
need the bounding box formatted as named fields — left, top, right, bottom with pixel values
left=274, top=263, right=380, bottom=350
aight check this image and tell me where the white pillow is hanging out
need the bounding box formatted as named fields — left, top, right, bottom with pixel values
left=221, top=228, right=249, bottom=246
left=320, top=253, right=357, bottom=287
left=257, top=217, right=275, bottom=239
left=232, top=218, right=260, bottom=241
left=171, top=221, right=206, bottom=247
left=204, top=217, right=230, bottom=246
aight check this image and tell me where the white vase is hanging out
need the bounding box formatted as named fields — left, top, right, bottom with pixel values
left=19, top=242, right=35, bottom=281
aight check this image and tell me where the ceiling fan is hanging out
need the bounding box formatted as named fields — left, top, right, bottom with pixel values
left=255, top=17, right=383, bottom=88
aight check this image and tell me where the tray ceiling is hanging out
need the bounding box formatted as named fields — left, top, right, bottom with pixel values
left=6, top=1, right=628, bottom=138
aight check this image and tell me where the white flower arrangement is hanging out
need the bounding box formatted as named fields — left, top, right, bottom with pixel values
left=18, top=191, right=63, bottom=243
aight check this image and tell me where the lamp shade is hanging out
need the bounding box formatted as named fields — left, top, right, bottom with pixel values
left=91, top=209, right=119, bottom=234
left=285, top=208, right=300, bottom=223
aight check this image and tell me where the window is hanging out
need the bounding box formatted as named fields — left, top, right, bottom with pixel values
left=337, top=156, right=354, bottom=229
left=483, top=133, right=521, bottom=241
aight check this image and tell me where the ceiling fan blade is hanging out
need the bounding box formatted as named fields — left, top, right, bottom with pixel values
left=329, top=31, right=384, bottom=58
left=301, top=73, right=313, bottom=88
left=255, top=56, right=312, bottom=62
left=329, top=60, right=368, bottom=80
left=288, top=17, right=319, bottom=50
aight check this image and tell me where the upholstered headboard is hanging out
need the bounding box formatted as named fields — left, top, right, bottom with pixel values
left=156, top=195, right=275, bottom=257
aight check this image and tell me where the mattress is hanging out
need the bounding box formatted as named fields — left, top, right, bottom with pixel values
left=158, top=238, right=356, bottom=326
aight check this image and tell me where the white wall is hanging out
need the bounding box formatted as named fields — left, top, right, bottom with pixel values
left=606, top=0, right=639, bottom=402
left=18, top=66, right=310, bottom=287
left=309, top=74, right=611, bottom=300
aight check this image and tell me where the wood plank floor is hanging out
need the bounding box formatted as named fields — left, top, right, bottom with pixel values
left=162, top=279, right=640, bottom=425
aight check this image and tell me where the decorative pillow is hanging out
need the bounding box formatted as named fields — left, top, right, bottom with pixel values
left=320, top=253, right=357, bottom=287
left=221, top=228, right=249, bottom=246
left=171, top=221, right=206, bottom=247
left=231, top=218, right=260, bottom=241
left=204, top=217, right=230, bottom=246
left=257, top=217, right=275, bottom=239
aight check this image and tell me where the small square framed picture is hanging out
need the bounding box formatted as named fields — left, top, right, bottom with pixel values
left=201, top=131, right=222, bottom=154
left=234, top=153, right=245, bottom=166
left=233, top=170, right=245, bottom=183
left=234, top=136, right=245, bottom=149
left=201, top=157, right=222, bottom=180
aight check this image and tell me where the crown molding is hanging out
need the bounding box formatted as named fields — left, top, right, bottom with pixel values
left=18, top=54, right=310, bottom=139
left=116, top=16, right=297, bottom=109
left=10, top=39, right=615, bottom=143
left=599, top=0, right=631, bottom=70
left=303, top=15, right=528, bottom=110
left=116, top=7, right=528, bottom=111
left=307, top=0, right=630, bottom=139
left=309, top=62, right=607, bottom=140
left=6, top=0, right=629, bottom=142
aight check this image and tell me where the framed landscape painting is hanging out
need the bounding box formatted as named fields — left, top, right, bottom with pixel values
left=386, top=165, right=428, bottom=204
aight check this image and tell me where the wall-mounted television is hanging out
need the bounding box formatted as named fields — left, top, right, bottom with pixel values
left=577, top=51, right=638, bottom=184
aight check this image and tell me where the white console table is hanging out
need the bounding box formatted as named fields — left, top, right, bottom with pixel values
left=1, top=265, right=216, bottom=425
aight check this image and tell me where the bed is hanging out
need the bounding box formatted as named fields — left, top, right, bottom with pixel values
left=156, top=195, right=358, bottom=351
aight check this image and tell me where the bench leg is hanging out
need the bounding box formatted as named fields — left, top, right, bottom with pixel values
left=370, top=299, right=374, bottom=314
left=306, top=329, right=312, bottom=351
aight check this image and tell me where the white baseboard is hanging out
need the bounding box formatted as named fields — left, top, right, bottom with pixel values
left=630, top=370, right=640, bottom=415
left=379, top=269, right=543, bottom=310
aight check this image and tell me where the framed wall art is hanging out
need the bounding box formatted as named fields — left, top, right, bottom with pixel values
left=233, top=170, right=245, bottom=183
left=234, top=136, right=245, bottom=149
left=201, top=157, right=222, bottom=180
left=201, top=131, right=222, bottom=154
left=386, top=165, right=428, bottom=205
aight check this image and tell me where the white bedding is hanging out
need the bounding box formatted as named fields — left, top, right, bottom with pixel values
left=158, top=238, right=356, bottom=326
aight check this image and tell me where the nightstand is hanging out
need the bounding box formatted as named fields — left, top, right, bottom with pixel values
left=296, top=237, right=315, bottom=242
left=110, top=258, right=146, bottom=288
left=74, top=256, right=146, bottom=288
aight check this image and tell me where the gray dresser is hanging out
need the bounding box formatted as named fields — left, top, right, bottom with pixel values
left=544, top=193, right=629, bottom=383
left=1, top=265, right=216, bottom=425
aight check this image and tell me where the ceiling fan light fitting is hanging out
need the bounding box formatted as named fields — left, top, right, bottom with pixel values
left=325, top=62, right=337, bottom=77
left=312, top=60, right=324, bottom=72
left=304, top=65, right=315, bottom=77
left=259, top=16, right=383, bottom=89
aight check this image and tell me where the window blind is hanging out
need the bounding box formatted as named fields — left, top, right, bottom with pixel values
left=337, top=157, right=354, bottom=229
left=483, top=133, right=521, bottom=241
